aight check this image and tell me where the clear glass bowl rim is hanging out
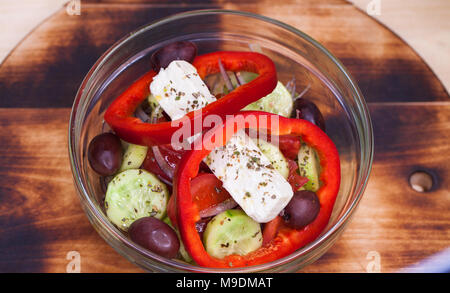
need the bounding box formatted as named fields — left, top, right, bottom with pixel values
left=68, top=9, right=374, bottom=272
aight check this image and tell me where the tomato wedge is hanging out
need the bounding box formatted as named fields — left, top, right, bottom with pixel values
left=278, top=135, right=301, bottom=160
left=287, top=159, right=309, bottom=191
left=168, top=173, right=232, bottom=228
left=190, top=173, right=231, bottom=212
left=262, top=216, right=282, bottom=246
left=142, top=144, right=189, bottom=183
left=142, top=148, right=171, bottom=184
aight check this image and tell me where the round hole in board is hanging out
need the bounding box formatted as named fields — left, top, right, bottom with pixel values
left=409, top=170, right=435, bottom=193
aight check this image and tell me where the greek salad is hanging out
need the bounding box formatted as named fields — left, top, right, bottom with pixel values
left=88, top=41, right=340, bottom=268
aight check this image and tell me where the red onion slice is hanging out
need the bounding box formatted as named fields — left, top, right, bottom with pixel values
left=285, top=76, right=296, bottom=100
left=235, top=71, right=246, bottom=86
left=218, top=58, right=234, bottom=92
left=151, top=145, right=174, bottom=179
left=199, top=198, right=238, bottom=218
left=195, top=218, right=211, bottom=235
left=148, top=105, right=177, bottom=180
left=233, top=72, right=241, bottom=86
left=135, top=104, right=150, bottom=122
left=294, top=84, right=311, bottom=101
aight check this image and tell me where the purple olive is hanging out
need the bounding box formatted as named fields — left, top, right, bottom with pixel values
left=129, top=217, right=180, bottom=259
left=151, top=41, right=197, bottom=72
left=88, top=133, right=123, bottom=176
left=292, top=98, right=326, bottom=132
left=282, top=190, right=320, bottom=229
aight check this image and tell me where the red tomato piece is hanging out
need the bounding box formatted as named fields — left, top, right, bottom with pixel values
left=142, top=144, right=188, bottom=183
left=142, top=148, right=170, bottom=183
left=190, top=173, right=231, bottom=212
left=287, top=159, right=309, bottom=191
left=262, top=216, right=282, bottom=246
left=278, top=135, right=301, bottom=160
left=167, top=173, right=231, bottom=227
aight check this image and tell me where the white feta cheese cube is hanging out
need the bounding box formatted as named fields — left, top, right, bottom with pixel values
left=149, top=60, right=217, bottom=120
left=205, top=130, right=293, bottom=223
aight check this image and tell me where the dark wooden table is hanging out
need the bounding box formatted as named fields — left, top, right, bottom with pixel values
left=0, top=0, right=449, bottom=273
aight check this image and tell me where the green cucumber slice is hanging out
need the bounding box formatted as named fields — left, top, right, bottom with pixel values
left=119, top=143, right=148, bottom=172
left=105, top=169, right=169, bottom=231
left=203, top=209, right=262, bottom=259
left=243, top=81, right=293, bottom=117
left=297, top=143, right=320, bottom=192
left=254, top=139, right=289, bottom=179
left=147, top=94, right=159, bottom=111
left=147, top=94, right=163, bottom=120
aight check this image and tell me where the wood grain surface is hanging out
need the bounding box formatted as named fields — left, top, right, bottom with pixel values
left=1, top=0, right=448, bottom=108
left=0, top=0, right=448, bottom=273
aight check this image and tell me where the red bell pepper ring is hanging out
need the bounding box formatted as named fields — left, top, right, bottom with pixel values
left=173, top=111, right=340, bottom=268
left=104, top=52, right=277, bottom=146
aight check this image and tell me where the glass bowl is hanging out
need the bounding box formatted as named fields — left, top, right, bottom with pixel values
left=68, top=10, right=373, bottom=272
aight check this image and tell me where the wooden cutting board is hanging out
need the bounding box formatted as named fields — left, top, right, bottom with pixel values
left=0, top=0, right=448, bottom=273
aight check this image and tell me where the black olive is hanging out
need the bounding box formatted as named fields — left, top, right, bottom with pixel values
left=292, top=99, right=326, bottom=132
left=151, top=41, right=197, bottom=72
left=88, top=133, right=122, bottom=176
left=129, top=217, right=180, bottom=259
left=282, top=190, right=320, bottom=229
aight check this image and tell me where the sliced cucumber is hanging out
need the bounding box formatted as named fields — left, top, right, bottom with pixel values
left=119, top=143, right=148, bottom=172
left=240, top=71, right=259, bottom=82
left=297, top=143, right=320, bottom=192
left=147, top=94, right=159, bottom=111
left=147, top=94, right=163, bottom=120
left=105, top=169, right=169, bottom=231
left=254, top=139, right=289, bottom=179
left=243, top=81, right=293, bottom=117
left=163, top=217, right=193, bottom=263
left=203, top=209, right=262, bottom=259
